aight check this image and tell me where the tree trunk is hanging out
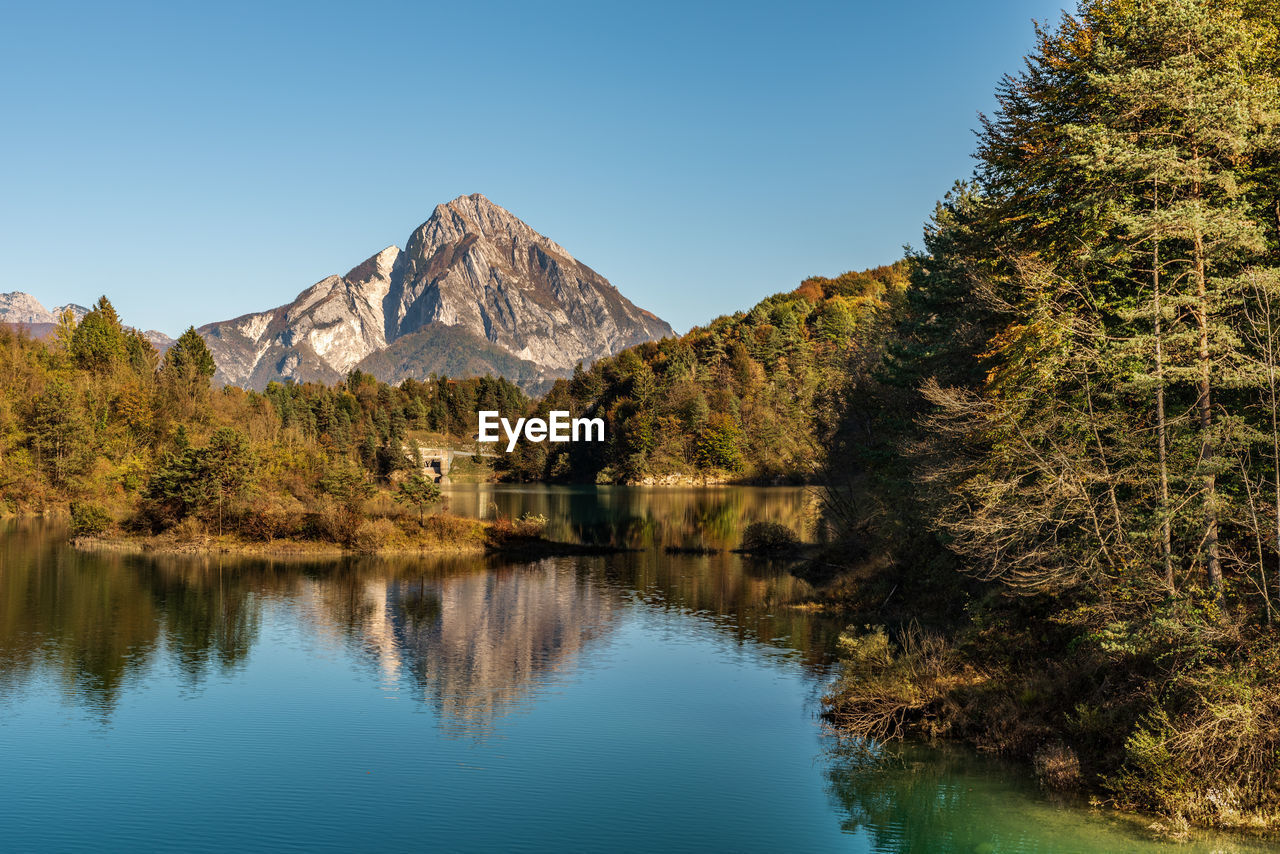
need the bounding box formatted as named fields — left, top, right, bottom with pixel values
left=1153, top=188, right=1174, bottom=592
left=1194, top=226, right=1222, bottom=591
left=1274, top=201, right=1280, bottom=610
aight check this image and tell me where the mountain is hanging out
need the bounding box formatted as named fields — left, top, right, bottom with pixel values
left=0, top=293, right=173, bottom=351
left=195, top=246, right=401, bottom=388
left=198, top=194, right=673, bottom=391
left=0, top=293, right=90, bottom=325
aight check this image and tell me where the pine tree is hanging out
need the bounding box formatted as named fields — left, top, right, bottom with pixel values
left=1065, top=0, right=1280, bottom=591
left=922, top=0, right=1280, bottom=596
left=29, top=378, right=88, bottom=485
left=160, top=327, right=217, bottom=420
left=70, top=297, right=128, bottom=372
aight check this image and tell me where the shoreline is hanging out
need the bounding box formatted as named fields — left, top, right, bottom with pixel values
left=71, top=528, right=638, bottom=560
left=71, top=534, right=486, bottom=558
left=816, top=615, right=1280, bottom=839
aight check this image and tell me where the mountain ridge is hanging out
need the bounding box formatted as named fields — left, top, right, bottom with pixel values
left=199, top=194, right=672, bottom=390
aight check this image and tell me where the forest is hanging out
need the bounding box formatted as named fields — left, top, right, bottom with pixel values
left=0, top=304, right=528, bottom=548
left=495, top=262, right=908, bottom=484
left=820, top=0, right=1280, bottom=833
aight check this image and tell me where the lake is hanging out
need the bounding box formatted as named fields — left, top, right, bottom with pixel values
left=0, top=486, right=1273, bottom=852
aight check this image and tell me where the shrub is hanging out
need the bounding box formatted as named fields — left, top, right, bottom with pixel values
left=421, top=513, right=483, bottom=543
left=354, top=517, right=399, bottom=552
left=1108, top=676, right=1280, bottom=827
left=319, top=504, right=363, bottom=547
left=740, top=521, right=800, bottom=554
left=239, top=498, right=302, bottom=542
left=513, top=513, right=548, bottom=537
left=173, top=516, right=206, bottom=542
left=69, top=501, right=112, bottom=537
left=488, top=512, right=549, bottom=539
left=824, top=625, right=967, bottom=741
left=1033, top=742, right=1081, bottom=791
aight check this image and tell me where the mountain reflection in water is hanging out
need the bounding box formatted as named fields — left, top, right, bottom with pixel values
left=305, top=566, right=618, bottom=737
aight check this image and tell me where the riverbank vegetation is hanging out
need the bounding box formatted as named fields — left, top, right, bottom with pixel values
left=818, top=0, right=1280, bottom=833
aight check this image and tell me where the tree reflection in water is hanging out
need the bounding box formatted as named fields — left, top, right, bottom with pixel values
left=440, top=484, right=819, bottom=551
left=0, top=520, right=259, bottom=716
left=0, top=490, right=841, bottom=734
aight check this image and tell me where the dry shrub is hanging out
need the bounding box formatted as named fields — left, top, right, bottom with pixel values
left=312, top=503, right=363, bottom=546
left=488, top=512, right=548, bottom=539
left=486, top=512, right=547, bottom=537
left=173, top=516, right=206, bottom=543
left=1033, top=742, right=1081, bottom=791
left=740, top=521, right=800, bottom=554
left=1110, top=671, right=1280, bottom=829
left=239, top=497, right=303, bottom=542
left=353, top=517, right=399, bottom=552
left=421, top=513, right=484, bottom=544
left=823, top=625, right=974, bottom=741
left=513, top=513, right=547, bottom=537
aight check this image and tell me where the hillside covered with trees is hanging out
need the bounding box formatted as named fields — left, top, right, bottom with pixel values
left=496, top=262, right=909, bottom=484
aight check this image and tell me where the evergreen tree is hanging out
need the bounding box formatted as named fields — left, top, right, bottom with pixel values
left=29, top=378, right=88, bottom=485
left=394, top=474, right=441, bottom=522
left=70, top=297, right=128, bottom=372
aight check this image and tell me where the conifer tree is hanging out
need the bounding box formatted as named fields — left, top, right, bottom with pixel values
left=923, top=0, right=1280, bottom=596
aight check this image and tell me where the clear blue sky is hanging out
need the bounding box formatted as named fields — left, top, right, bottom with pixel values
left=0, top=0, right=1069, bottom=335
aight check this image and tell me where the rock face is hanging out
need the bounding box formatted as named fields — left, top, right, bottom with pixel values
left=0, top=293, right=89, bottom=325
left=199, top=194, right=673, bottom=390
left=198, top=246, right=401, bottom=388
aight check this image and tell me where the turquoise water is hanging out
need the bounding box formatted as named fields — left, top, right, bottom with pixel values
left=1, top=488, right=1275, bottom=852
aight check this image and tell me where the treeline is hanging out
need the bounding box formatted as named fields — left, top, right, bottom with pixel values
left=496, top=263, right=909, bottom=483
left=0, top=301, right=526, bottom=545
left=823, top=0, right=1280, bottom=831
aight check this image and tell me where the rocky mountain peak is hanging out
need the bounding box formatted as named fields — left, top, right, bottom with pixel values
left=0, top=292, right=90, bottom=325
left=409, top=194, right=575, bottom=265
left=197, top=196, right=672, bottom=391
left=0, top=292, right=168, bottom=350
left=344, top=245, right=401, bottom=287
left=0, top=292, right=58, bottom=325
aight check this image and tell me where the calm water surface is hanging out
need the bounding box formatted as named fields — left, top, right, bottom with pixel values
left=0, top=486, right=1274, bottom=852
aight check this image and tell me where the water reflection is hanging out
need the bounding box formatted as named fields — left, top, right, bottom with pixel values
left=442, top=484, right=818, bottom=550
left=299, top=563, right=618, bottom=736
left=0, top=522, right=259, bottom=714
left=4, top=493, right=1274, bottom=852
left=0, top=496, right=835, bottom=731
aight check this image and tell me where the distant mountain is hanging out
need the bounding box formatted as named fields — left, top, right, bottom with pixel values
left=0, top=293, right=173, bottom=351
left=198, top=194, right=673, bottom=391
left=0, top=293, right=89, bottom=325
